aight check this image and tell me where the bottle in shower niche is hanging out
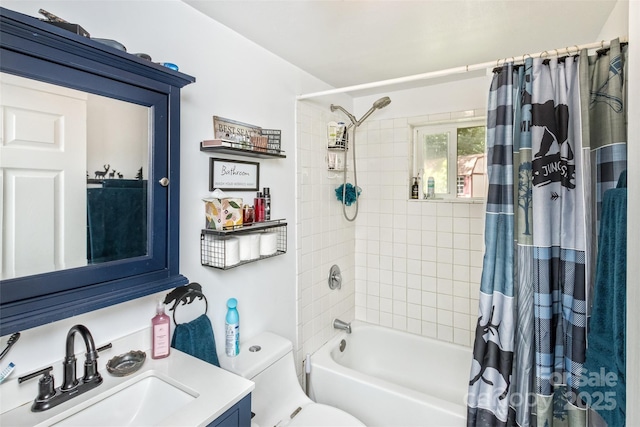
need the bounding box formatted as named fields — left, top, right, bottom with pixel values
left=263, top=187, right=271, bottom=221
left=327, top=121, right=338, bottom=147
left=225, top=298, right=240, bottom=357
left=411, top=177, right=419, bottom=199
left=151, top=299, right=170, bottom=359
left=336, top=122, right=346, bottom=147
left=254, top=192, right=265, bottom=222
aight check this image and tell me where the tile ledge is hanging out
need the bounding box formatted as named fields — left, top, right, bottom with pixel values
left=407, top=198, right=485, bottom=204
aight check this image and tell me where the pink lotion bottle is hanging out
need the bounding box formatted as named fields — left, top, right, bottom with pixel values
left=151, top=299, right=171, bottom=359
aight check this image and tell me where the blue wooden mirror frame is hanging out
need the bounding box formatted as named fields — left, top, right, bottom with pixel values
left=0, top=7, right=195, bottom=335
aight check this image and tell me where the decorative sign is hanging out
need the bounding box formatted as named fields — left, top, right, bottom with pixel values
left=209, top=158, right=259, bottom=191
left=213, top=116, right=262, bottom=142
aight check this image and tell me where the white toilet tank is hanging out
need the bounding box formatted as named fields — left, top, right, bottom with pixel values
left=220, top=332, right=364, bottom=427
left=220, top=332, right=309, bottom=427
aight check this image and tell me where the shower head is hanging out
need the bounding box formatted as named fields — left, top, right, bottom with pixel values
left=330, top=104, right=357, bottom=125
left=373, top=96, right=392, bottom=109
left=330, top=96, right=391, bottom=127
left=358, top=96, right=392, bottom=124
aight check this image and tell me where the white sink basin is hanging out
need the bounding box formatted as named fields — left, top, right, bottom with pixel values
left=52, top=375, right=196, bottom=426
left=0, top=331, right=253, bottom=427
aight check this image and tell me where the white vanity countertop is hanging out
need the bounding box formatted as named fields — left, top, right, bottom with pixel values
left=0, top=328, right=254, bottom=427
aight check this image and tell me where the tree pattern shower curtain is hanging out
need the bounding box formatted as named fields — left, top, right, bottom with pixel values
left=467, top=39, right=627, bottom=427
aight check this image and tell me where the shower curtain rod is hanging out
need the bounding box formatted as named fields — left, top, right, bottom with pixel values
left=297, top=36, right=628, bottom=100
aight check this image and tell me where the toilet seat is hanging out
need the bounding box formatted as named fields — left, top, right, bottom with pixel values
left=285, top=403, right=364, bottom=427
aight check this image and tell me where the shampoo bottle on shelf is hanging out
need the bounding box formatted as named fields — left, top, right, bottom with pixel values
left=327, top=121, right=338, bottom=147
left=411, top=177, right=419, bottom=199
left=225, top=298, right=240, bottom=357
left=254, top=192, right=265, bottom=222
left=151, top=299, right=170, bottom=359
left=336, top=122, right=346, bottom=147
left=263, top=187, right=271, bottom=221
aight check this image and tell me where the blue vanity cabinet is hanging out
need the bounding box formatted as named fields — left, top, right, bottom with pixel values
left=0, top=7, right=195, bottom=335
left=207, top=394, right=252, bottom=427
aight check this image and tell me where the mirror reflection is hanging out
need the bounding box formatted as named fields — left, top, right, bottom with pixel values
left=0, top=72, right=150, bottom=280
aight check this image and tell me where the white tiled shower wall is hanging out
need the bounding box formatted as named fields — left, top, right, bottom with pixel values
left=295, top=100, right=357, bottom=370
left=296, top=102, right=486, bottom=354
left=351, top=113, right=485, bottom=347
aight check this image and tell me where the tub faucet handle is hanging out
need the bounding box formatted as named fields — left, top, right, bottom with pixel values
left=328, top=265, right=342, bottom=290
left=333, top=318, right=351, bottom=334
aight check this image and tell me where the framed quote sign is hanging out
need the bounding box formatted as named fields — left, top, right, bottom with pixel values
left=209, top=158, right=260, bottom=191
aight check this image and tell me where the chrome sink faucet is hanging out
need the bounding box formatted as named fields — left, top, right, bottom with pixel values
left=333, top=318, right=351, bottom=334
left=18, top=324, right=103, bottom=412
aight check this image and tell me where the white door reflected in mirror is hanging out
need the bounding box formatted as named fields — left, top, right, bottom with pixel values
left=0, top=73, right=151, bottom=280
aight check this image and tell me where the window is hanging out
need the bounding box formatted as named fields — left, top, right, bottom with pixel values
left=413, top=121, right=486, bottom=199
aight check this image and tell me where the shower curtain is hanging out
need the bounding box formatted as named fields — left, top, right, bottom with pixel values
left=467, top=39, right=627, bottom=427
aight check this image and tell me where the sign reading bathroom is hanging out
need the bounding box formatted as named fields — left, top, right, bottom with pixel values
left=209, top=158, right=260, bottom=191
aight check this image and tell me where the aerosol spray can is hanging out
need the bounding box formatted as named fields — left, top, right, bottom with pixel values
left=263, top=187, right=271, bottom=221
left=427, top=177, right=435, bottom=199
left=225, top=298, right=240, bottom=357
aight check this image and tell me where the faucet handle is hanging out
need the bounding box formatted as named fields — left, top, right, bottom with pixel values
left=18, top=366, right=56, bottom=401
left=97, top=342, right=112, bottom=353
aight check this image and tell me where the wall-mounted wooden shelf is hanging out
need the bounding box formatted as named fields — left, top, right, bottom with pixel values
left=200, top=141, right=286, bottom=159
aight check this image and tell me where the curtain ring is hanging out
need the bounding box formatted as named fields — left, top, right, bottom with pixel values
left=540, top=50, right=549, bottom=59
left=523, top=53, right=532, bottom=61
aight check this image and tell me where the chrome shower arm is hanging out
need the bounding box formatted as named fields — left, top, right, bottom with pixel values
left=355, top=106, right=378, bottom=126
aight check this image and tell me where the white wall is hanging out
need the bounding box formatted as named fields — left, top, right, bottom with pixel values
left=347, top=76, right=490, bottom=346
left=87, top=95, right=148, bottom=180
left=0, top=0, right=332, bottom=384
left=295, top=95, right=358, bottom=376
left=597, top=0, right=629, bottom=42
left=293, top=75, right=490, bottom=370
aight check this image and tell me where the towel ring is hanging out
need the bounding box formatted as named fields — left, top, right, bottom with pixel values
left=164, top=282, right=209, bottom=325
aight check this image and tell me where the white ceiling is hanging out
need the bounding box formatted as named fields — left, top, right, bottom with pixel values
left=183, top=1, right=618, bottom=92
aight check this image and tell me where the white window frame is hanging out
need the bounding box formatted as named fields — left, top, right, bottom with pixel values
left=412, top=119, right=486, bottom=200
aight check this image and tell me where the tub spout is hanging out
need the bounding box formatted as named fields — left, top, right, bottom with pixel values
left=333, top=318, right=351, bottom=334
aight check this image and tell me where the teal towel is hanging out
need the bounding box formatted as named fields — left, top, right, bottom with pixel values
left=171, top=314, right=220, bottom=367
left=583, top=171, right=626, bottom=426
left=87, top=183, right=147, bottom=263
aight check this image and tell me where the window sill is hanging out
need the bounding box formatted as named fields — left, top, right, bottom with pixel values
left=408, top=197, right=485, bottom=204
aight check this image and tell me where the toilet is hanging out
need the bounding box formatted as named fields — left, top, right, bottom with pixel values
left=220, top=332, right=364, bottom=427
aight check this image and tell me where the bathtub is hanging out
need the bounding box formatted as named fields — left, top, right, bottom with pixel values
left=309, top=321, right=472, bottom=426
